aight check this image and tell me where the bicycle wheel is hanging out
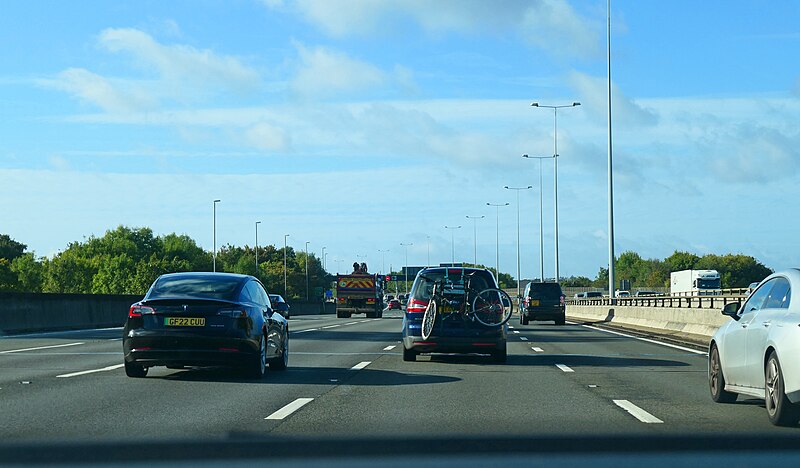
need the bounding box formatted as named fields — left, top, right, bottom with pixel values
left=421, top=299, right=437, bottom=340
left=471, top=288, right=513, bottom=327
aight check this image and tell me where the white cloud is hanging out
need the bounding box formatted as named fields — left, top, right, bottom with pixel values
left=244, top=122, right=291, bottom=151
left=268, top=0, right=601, bottom=59
left=291, top=43, right=386, bottom=97
left=43, top=68, right=158, bottom=113
left=568, top=71, right=658, bottom=126
left=98, top=28, right=260, bottom=97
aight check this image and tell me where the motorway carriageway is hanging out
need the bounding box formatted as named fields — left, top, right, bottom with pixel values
left=0, top=309, right=792, bottom=443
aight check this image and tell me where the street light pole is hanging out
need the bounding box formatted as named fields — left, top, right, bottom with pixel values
left=284, top=234, right=290, bottom=297
left=321, top=246, right=326, bottom=271
left=400, top=242, right=413, bottom=294
left=486, top=202, right=509, bottom=285
left=531, top=101, right=580, bottom=282
left=444, top=225, right=461, bottom=265
left=255, top=221, right=261, bottom=275
left=305, top=241, right=310, bottom=301
left=377, top=249, right=389, bottom=274
left=426, top=236, right=430, bottom=267
left=505, top=185, right=533, bottom=300
left=607, top=0, right=616, bottom=301
left=465, top=215, right=484, bottom=266
left=212, top=199, right=221, bottom=272
left=523, top=154, right=553, bottom=282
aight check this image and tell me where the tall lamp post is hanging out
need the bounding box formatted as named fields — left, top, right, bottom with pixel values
left=444, top=225, right=461, bottom=265
left=321, top=246, right=326, bottom=271
left=531, top=101, right=580, bottom=282
left=400, top=242, right=413, bottom=294
left=523, top=154, right=553, bottom=282
left=486, top=202, right=509, bottom=285
left=505, top=186, right=532, bottom=300
left=283, top=234, right=290, bottom=297
left=606, top=0, right=616, bottom=301
left=305, top=241, right=310, bottom=301
left=465, top=215, right=484, bottom=266
left=426, top=236, right=430, bottom=267
left=377, top=249, right=389, bottom=274
left=212, top=199, right=220, bottom=272
left=255, top=221, right=261, bottom=275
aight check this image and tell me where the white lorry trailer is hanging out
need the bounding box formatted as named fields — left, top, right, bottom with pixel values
left=670, top=269, right=721, bottom=296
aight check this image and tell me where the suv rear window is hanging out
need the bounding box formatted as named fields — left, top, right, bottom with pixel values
left=149, top=276, right=242, bottom=300
left=410, top=269, right=496, bottom=302
left=527, top=282, right=564, bottom=299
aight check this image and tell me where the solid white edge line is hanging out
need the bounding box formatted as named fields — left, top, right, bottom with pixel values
left=1, top=342, right=85, bottom=354
left=56, top=363, right=125, bottom=378
left=613, top=399, right=664, bottom=424
left=351, top=361, right=371, bottom=370
left=383, top=345, right=396, bottom=351
left=555, top=364, right=574, bottom=373
left=265, top=398, right=314, bottom=420
left=576, top=322, right=706, bottom=355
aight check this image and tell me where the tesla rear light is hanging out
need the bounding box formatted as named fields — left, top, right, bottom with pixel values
left=218, top=309, right=247, bottom=318
left=128, top=305, right=155, bottom=318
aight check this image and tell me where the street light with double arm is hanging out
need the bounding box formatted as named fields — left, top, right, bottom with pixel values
left=444, top=225, right=461, bottom=265
left=522, top=154, right=553, bottom=282
left=486, top=202, right=509, bottom=285
left=465, top=215, right=484, bottom=266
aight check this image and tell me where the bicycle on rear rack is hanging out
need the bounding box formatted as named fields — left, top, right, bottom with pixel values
left=420, top=271, right=513, bottom=340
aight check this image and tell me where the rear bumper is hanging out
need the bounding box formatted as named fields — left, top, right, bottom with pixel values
left=123, top=333, right=259, bottom=368
left=403, top=320, right=506, bottom=354
left=522, top=306, right=565, bottom=321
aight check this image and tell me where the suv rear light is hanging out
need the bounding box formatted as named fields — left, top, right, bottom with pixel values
left=128, top=305, right=155, bottom=318
left=560, top=295, right=566, bottom=306
left=407, top=298, right=428, bottom=313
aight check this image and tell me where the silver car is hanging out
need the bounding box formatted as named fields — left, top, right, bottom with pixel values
left=709, top=269, right=799, bottom=425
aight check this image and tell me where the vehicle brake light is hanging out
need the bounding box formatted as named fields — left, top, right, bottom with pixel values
left=128, top=305, right=154, bottom=318
left=367, top=298, right=375, bottom=304
left=218, top=347, right=239, bottom=352
left=218, top=309, right=247, bottom=318
left=560, top=295, right=566, bottom=306
left=407, top=298, right=428, bottom=313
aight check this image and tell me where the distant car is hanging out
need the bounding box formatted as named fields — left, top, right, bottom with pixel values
left=402, top=267, right=507, bottom=363
left=616, top=290, right=631, bottom=297
left=709, top=269, right=799, bottom=426
left=123, top=272, right=289, bottom=379
left=384, top=294, right=395, bottom=303
left=269, top=294, right=290, bottom=319
left=634, top=290, right=660, bottom=297
left=387, top=299, right=401, bottom=310
left=573, top=292, right=585, bottom=299
left=398, top=294, right=408, bottom=305
left=521, top=282, right=566, bottom=325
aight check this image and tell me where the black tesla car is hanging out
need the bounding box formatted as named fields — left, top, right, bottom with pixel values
left=123, top=272, right=288, bottom=378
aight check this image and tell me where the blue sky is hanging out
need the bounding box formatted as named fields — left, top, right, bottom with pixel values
left=1, top=0, right=799, bottom=280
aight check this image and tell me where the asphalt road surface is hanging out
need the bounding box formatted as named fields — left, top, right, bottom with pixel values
left=1, top=309, right=797, bottom=446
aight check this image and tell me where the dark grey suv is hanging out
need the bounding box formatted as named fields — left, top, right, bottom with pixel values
left=520, top=282, right=566, bottom=325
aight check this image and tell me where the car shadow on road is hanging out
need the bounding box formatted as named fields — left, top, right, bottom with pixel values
left=153, top=365, right=460, bottom=386
left=503, top=353, right=694, bottom=368
left=291, top=330, right=402, bottom=342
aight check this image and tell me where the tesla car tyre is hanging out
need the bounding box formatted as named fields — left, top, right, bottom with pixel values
left=765, top=352, right=800, bottom=426
left=247, top=337, right=267, bottom=379
left=270, top=336, right=288, bottom=371
left=125, top=361, right=148, bottom=378
left=709, top=345, right=737, bottom=403
left=403, top=346, right=416, bottom=362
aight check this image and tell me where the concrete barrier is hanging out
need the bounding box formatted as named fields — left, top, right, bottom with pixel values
left=0, top=293, right=334, bottom=336
left=566, top=304, right=733, bottom=346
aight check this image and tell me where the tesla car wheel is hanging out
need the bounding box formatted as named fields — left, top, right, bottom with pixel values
left=270, top=335, right=288, bottom=371
left=124, top=361, right=148, bottom=378
left=247, top=337, right=267, bottom=379
left=765, top=352, right=800, bottom=426
left=709, top=345, right=736, bottom=403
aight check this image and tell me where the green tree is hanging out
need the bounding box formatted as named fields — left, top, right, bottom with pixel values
left=11, top=253, right=44, bottom=292
left=0, top=234, right=26, bottom=262
left=665, top=251, right=700, bottom=272
left=0, top=258, right=18, bottom=291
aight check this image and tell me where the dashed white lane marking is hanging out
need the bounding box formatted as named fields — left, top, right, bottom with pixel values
left=322, top=324, right=341, bottom=329
left=383, top=345, right=397, bottom=351
left=1, top=342, right=85, bottom=354
left=613, top=399, right=664, bottom=424
left=351, top=361, right=371, bottom=370
left=346, top=322, right=360, bottom=325
left=107, top=338, right=122, bottom=341
left=265, top=398, right=314, bottom=420
left=513, top=330, right=520, bottom=334
left=577, top=323, right=705, bottom=355
left=293, top=328, right=318, bottom=333
left=532, top=347, right=544, bottom=352
left=555, top=364, right=574, bottom=373
left=56, top=363, right=125, bottom=378
left=508, top=325, right=514, bottom=329
left=520, top=337, right=528, bottom=341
